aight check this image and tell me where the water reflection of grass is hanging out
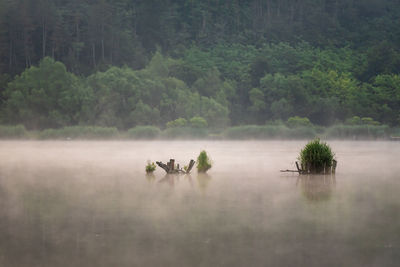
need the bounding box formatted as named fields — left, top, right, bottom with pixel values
left=197, top=173, right=212, bottom=193
left=145, top=173, right=156, bottom=182
left=298, top=175, right=336, bottom=202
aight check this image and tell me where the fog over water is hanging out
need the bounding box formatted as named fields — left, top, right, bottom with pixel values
left=0, top=141, right=399, bottom=267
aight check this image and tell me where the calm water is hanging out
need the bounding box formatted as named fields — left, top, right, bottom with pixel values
left=0, top=140, right=399, bottom=267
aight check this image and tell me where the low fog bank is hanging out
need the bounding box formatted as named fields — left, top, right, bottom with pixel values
left=0, top=141, right=399, bottom=267
left=0, top=124, right=399, bottom=141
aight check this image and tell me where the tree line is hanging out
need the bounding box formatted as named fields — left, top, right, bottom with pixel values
left=0, top=0, right=399, bottom=129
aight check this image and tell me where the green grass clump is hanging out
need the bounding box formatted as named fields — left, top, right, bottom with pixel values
left=197, top=150, right=212, bottom=173
left=298, top=138, right=335, bottom=174
left=145, top=161, right=156, bottom=173
left=127, top=126, right=160, bottom=139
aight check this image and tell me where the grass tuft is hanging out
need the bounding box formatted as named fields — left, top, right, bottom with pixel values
left=298, top=138, right=335, bottom=174
left=197, top=150, right=212, bottom=173
left=145, top=161, right=156, bottom=173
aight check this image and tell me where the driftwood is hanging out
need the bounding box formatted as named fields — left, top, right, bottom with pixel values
left=156, top=158, right=196, bottom=174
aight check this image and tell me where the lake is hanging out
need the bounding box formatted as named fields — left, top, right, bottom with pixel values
left=0, top=140, right=399, bottom=267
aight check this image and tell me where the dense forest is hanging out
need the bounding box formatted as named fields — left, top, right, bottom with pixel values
left=0, top=0, right=399, bottom=132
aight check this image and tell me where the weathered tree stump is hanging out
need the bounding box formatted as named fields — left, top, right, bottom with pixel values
left=156, top=161, right=170, bottom=173
left=186, top=159, right=195, bottom=173
left=156, top=159, right=196, bottom=174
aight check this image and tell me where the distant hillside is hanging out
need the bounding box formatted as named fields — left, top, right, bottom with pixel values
left=0, top=0, right=399, bottom=129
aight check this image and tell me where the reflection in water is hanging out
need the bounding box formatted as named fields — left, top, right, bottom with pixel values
left=183, top=174, right=194, bottom=187
left=158, top=174, right=176, bottom=186
left=297, top=175, right=336, bottom=202
left=197, top=173, right=212, bottom=193
left=145, top=173, right=156, bottom=183
left=156, top=173, right=211, bottom=192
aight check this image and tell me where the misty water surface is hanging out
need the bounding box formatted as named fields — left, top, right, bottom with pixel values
left=0, top=140, right=399, bottom=267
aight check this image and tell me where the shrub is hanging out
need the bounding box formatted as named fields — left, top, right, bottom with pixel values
left=392, top=127, right=400, bottom=137
left=197, top=150, right=212, bottom=173
left=161, top=127, right=208, bottom=139
left=345, top=116, right=380, bottom=126
left=166, top=118, right=187, bottom=128
left=298, top=138, right=335, bottom=174
left=222, top=124, right=317, bottom=139
left=286, top=116, right=313, bottom=128
left=287, top=126, right=318, bottom=139
left=145, top=161, right=156, bottom=173
left=189, top=116, right=208, bottom=128
left=361, top=117, right=380, bottom=125
left=127, top=126, right=160, bottom=139
left=344, top=116, right=362, bottom=125
left=325, top=124, right=389, bottom=139
left=38, top=126, right=119, bottom=139
left=222, top=125, right=288, bottom=139
left=0, top=125, right=28, bottom=138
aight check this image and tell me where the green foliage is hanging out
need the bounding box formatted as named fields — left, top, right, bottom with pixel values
left=189, top=116, right=208, bottom=128
left=298, top=139, right=335, bottom=174
left=161, top=127, right=208, bottom=139
left=38, top=126, right=118, bottom=140
left=129, top=101, right=160, bottom=127
left=370, top=74, right=400, bottom=125
left=287, top=116, right=313, bottom=128
left=166, top=118, right=187, bottom=128
left=270, top=98, right=293, bottom=120
left=249, top=88, right=266, bottom=112
left=197, top=150, right=212, bottom=173
left=0, top=125, right=28, bottom=138
left=0, top=1, right=399, bottom=130
left=127, top=126, right=160, bottom=139
left=3, top=58, right=86, bottom=129
left=145, top=161, right=156, bottom=173
left=345, top=116, right=362, bottom=125
left=345, top=116, right=380, bottom=126
left=325, top=124, right=390, bottom=140
left=222, top=125, right=317, bottom=139
left=146, top=50, right=169, bottom=78
left=361, top=117, right=380, bottom=126
left=223, top=125, right=287, bottom=139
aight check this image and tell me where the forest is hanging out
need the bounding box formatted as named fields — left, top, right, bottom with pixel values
left=0, top=0, right=399, bottom=137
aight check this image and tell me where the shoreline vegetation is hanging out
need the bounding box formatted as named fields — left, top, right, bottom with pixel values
left=1, top=2, right=399, bottom=142
left=0, top=123, right=398, bottom=141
